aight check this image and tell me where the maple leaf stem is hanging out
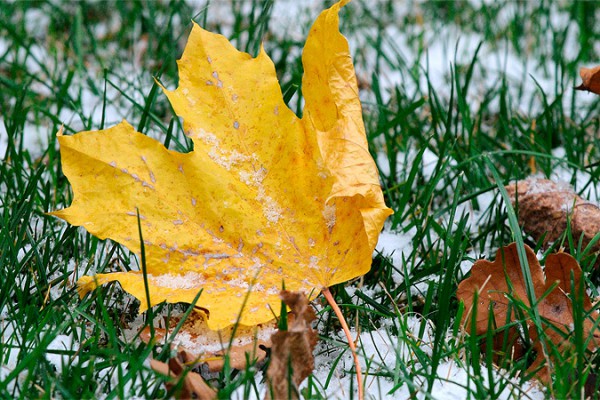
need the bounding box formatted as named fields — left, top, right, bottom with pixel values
left=322, top=286, right=363, bottom=400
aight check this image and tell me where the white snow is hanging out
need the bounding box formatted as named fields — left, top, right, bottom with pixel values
left=124, top=309, right=277, bottom=357
left=149, top=271, right=207, bottom=290
left=0, top=320, right=25, bottom=395
left=226, top=315, right=545, bottom=399
left=376, top=227, right=416, bottom=287
left=0, top=323, right=80, bottom=393
left=46, top=334, right=75, bottom=373
left=348, top=2, right=595, bottom=118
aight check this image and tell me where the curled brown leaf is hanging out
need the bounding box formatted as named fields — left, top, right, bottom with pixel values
left=505, top=178, right=600, bottom=259
left=575, top=65, right=600, bottom=95
left=265, top=291, right=318, bottom=400
left=150, top=350, right=217, bottom=400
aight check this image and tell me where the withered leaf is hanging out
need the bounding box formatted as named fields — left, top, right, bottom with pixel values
left=575, top=65, right=600, bottom=95
left=265, top=291, right=318, bottom=400
left=150, top=350, right=217, bottom=400
left=139, top=312, right=271, bottom=373
left=506, top=178, right=600, bottom=258
left=457, top=242, right=600, bottom=384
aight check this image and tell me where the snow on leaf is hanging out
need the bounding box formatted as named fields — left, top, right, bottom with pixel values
left=506, top=177, right=600, bottom=261
left=51, top=0, right=392, bottom=330
left=457, top=243, right=600, bottom=383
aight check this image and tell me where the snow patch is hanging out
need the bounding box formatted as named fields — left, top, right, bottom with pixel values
left=307, top=318, right=544, bottom=399
left=46, top=334, right=76, bottom=373
left=148, top=271, right=207, bottom=290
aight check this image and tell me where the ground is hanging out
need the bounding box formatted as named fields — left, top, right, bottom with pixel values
left=1, top=1, right=599, bottom=399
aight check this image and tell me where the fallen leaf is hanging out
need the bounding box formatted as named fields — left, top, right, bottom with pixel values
left=505, top=177, right=600, bottom=258
left=51, top=0, right=392, bottom=330
left=139, top=311, right=272, bottom=372
left=151, top=350, right=217, bottom=400
left=457, top=243, right=600, bottom=384
left=575, top=65, right=600, bottom=95
left=265, top=291, right=318, bottom=400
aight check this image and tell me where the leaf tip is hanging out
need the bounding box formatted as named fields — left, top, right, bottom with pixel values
left=76, top=275, right=97, bottom=299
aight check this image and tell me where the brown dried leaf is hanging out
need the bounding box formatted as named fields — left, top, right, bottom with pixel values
left=139, top=312, right=272, bottom=373
left=150, top=350, right=217, bottom=400
left=265, top=291, right=318, bottom=400
left=456, top=243, right=544, bottom=336
left=575, top=65, right=600, bottom=95
left=528, top=251, right=598, bottom=383
left=505, top=178, right=600, bottom=258
left=457, top=243, right=600, bottom=384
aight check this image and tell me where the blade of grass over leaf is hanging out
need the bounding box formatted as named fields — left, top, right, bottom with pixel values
left=485, top=156, right=544, bottom=333
left=136, top=208, right=154, bottom=339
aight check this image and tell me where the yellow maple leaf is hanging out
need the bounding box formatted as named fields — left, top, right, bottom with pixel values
left=51, top=0, right=392, bottom=330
